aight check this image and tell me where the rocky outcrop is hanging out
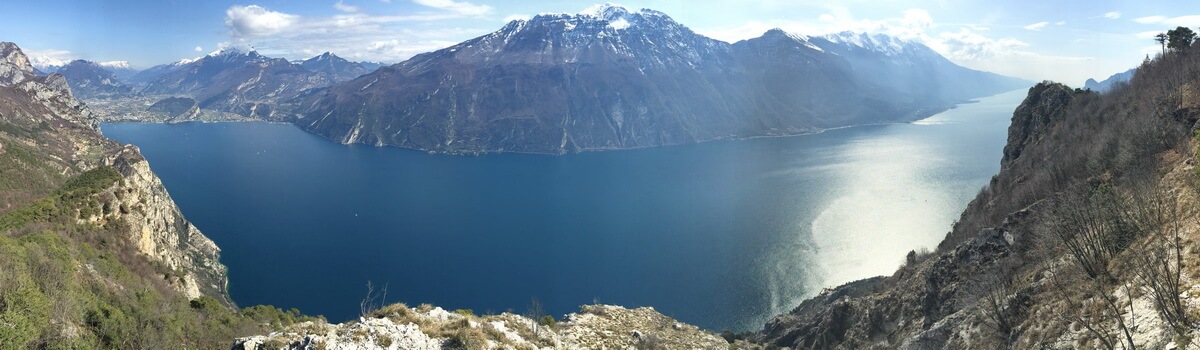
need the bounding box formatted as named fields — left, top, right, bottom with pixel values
left=1000, top=82, right=1074, bottom=167
left=0, top=41, right=230, bottom=302
left=757, top=208, right=1034, bottom=349
left=756, top=52, right=1200, bottom=348
left=232, top=304, right=729, bottom=350
left=103, top=146, right=228, bottom=301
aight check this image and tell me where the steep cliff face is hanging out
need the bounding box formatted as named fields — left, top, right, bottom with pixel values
left=0, top=41, right=229, bottom=303
left=104, top=146, right=228, bottom=301
left=756, top=52, right=1200, bottom=349
left=1000, top=82, right=1075, bottom=168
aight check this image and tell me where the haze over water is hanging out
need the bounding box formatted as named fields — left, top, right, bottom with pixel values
left=101, top=89, right=1024, bottom=331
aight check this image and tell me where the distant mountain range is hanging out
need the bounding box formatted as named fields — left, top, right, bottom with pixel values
left=55, top=60, right=137, bottom=99
left=138, top=49, right=333, bottom=118
left=300, top=52, right=374, bottom=82
left=32, top=4, right=1028, bottom=155
left=290, top=4, right=1028, bottom=154
left=34, top=51, right=381, bottom=107
left=1084, top=68, right=1135, bottom=93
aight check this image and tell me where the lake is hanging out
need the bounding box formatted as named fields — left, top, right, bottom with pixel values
left=100, top=88, right=1024, bottom=331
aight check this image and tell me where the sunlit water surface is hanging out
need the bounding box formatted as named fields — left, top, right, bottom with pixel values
left=101, top=89, right=1024, bottom=331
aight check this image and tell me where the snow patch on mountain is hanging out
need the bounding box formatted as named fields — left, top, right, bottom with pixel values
left=98, top=61, right=131, bottom=69
left=822, top=31, right=916, bottom=56
left=29, top=54, right=68, bottom=72
left=608, top=17, right=630, bottom=30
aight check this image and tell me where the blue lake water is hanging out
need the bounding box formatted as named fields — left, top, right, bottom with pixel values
left=100, top=89, right=1024, bottom=331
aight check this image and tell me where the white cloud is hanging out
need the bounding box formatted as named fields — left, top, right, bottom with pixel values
left=1135, top=15, right=1167, bottom=24
left=412, top=0, right=492, bottom=17
left=1134, top=15, right=1200, bottom=27
left=1104, top=11, right=1121, bottom=19
left=225, top=5, right=299, bottom=38
left=698, top=8, right=937, bottom=43
left=334, top=1, right=359, bottom=13
left=1054, top=21, right=1065, bottom=26
left=929, top=29, right=1028, bottom=60
left=24, top=48, right=75, bottom=69
left=216, top=3, right=493, bottom=63
left=1023, top=21, right=1049, bottom=31
left=1136, top=31, right=1163, bottom=39
left=699, top=8, right=1095, bottom=83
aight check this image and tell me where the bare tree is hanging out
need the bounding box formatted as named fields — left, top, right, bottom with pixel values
left=1127, top=188, right=1193, bottom=336
left=359, top=281, right=388, bottom=317
left=527, top=297, right=546, bottom=337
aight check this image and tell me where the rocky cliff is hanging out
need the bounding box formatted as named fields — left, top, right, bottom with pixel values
left=0, top=41, right=228, bottom=302
left=0, top=42, right=278, bottom=347
left=755, top=50, right=1200, bottom=349
left=104, top=146, right=228, bottom=301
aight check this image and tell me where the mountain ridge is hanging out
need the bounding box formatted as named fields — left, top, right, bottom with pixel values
left=285, top=4, right=1027, bottom=155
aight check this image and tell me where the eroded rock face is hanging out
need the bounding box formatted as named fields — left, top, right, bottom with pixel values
left=1001, top=82, right=1074, bottom=168
left=103, top=146, right=228, bottom=301
left=231, top=304, right=729, bottom=350
left=0, top=41, right=230, bottom=303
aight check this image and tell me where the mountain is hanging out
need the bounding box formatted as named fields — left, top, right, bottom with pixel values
left=1084, top=67, right=1135, bottom=92
left=55, top=59, right=137, bottom=99
left=811, top=31, right=1029, bottom=106
left=26, top=53, right=66, bottom=74
left=755, top=51, right=1200, bottom=348
left=0, top=41, right=326, bottom=348
left=288, top=4, right=1027, bottom=154
left=141, top=48, right=332, bottom=117
left=128, top=57, right=198, bottom=83
left=97, top=60, right=140, bottom=80
left=358, top=61, right=385, bottom=72
left=299, top=52, right=372, bottom=82
left=146, top=96, right=202, bottom=122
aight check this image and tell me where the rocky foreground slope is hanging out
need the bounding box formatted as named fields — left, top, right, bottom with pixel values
left=755, top=49, right=1200, bottom=348
left=233, top=304, right=734, bottom=350
left=1, top=39, right=730, bottom=348
left=0, top=41, right=226, bottom=300
left=0, top=41, right=323, bottom=348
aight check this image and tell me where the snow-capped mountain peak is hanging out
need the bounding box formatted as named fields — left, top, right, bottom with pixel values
left=173, top=57, right=200, bottom=66
left=28, top=54, right=68, bottom=73
left=760, top=28, right=823, bottom=51
left=207, top=47, right=262, bottom=60
left=98, top=60, right=131, bottom=69
left=821, top=31, right=919, bottom=56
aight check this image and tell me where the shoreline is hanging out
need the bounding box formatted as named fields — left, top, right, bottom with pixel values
left=99, top=89, right=1019, bottom=157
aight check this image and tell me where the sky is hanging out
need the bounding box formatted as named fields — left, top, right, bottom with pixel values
left=1, top=0, right=1197, bottom=85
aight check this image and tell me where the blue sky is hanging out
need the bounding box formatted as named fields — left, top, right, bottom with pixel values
left=1, top=0, right=1197, bottom=85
